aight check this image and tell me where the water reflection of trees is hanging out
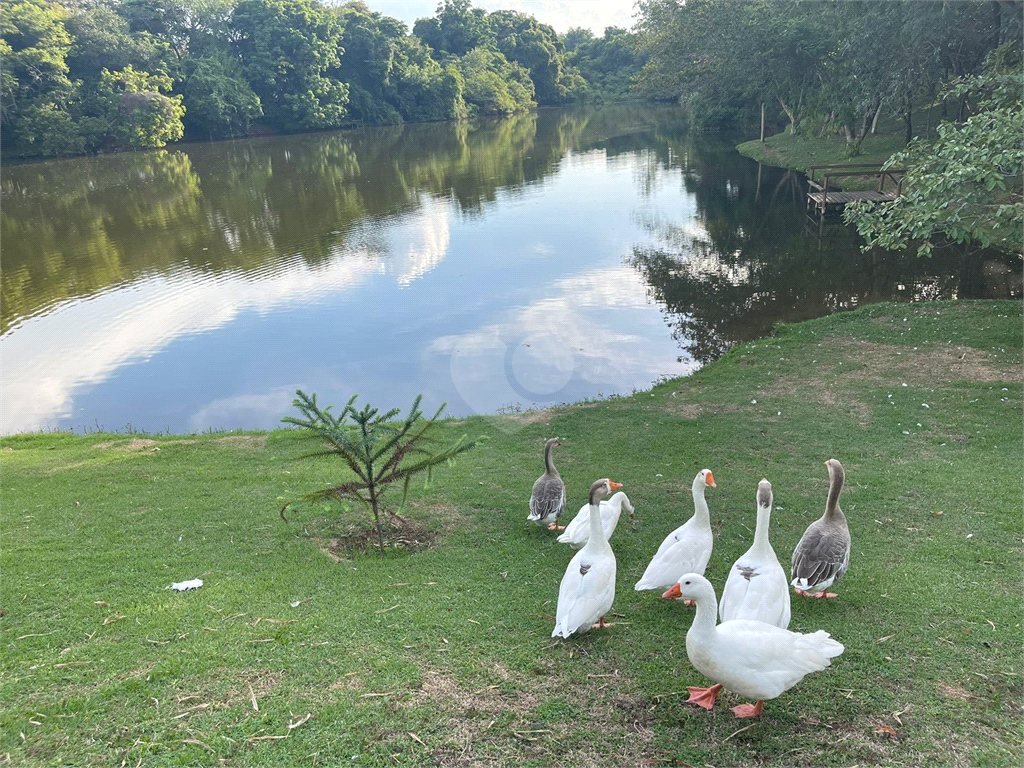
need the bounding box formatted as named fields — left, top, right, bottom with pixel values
left=630, top=146, right=1022, bottom=365
left=4, top=103, right=1019, bottom=342
left=4, top=105, right=639, bottom=333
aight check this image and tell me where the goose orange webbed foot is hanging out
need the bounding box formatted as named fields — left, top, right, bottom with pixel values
left=547, top=523, right=566, bottom=531
left=795, top=589, right=838, bottom=599
left=730, top=700, right=764, bottom=718
left=591, top=615, right=616, bottom=630
left=686, top=683, right=723, bottom=710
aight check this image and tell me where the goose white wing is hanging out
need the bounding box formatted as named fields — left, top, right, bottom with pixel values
left=557, top=494, right=631, bottom=549
left=689, top=621, right=843, bottom=701
left=718, top=557, right=791, bottom=628
left=635, top=523, right=712, bottom=591
left=552, top=550, right=617, bottom=637
left=556, top=501, right=593, bottom=547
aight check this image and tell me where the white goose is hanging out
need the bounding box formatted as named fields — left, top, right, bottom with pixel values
left=556, top=491, right=634, bottom=549
left=552, top=478, right=622, bottom=638
left=791, top=459, right=850, bottom=599
left=528, top=438, right=566, bottom=530
left=718, top=479, right=790, bottom=629
left=663, top=573, right=844, bottom=718
left=634, top=469, right=716, bottom=602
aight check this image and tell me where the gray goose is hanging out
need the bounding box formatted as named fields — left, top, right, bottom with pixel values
left=528, top=438, right=566, bottom=530
left=791, top=459, right=850, bottom=599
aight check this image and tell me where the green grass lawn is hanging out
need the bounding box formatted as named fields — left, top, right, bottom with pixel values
left=2, top=300, right=1021, bottom=767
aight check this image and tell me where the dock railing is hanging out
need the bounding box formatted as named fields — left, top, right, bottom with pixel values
left=805, top=164, right=906, bottom=224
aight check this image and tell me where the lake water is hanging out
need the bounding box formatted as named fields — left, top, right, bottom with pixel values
left=2, top=104, right=1020, bottom=435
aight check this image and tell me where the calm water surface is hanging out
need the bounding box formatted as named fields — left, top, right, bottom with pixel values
left=2, top=105, right=1019, bottom=435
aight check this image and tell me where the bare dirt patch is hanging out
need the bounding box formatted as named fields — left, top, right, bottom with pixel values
left=315, top=518, right=441, bottom=557
left=309, top=502, right=466, bottom=558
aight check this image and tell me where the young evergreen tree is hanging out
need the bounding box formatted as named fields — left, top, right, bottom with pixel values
left=281, top=391, right=485, bottom=551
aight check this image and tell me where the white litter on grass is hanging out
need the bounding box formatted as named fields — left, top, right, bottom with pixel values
left=170, top=579, right=203, bottom=591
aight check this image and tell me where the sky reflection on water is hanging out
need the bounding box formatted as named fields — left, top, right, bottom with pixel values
left=2, top=130, right=699, bottom=434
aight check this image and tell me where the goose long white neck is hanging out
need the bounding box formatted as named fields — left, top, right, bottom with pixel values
left=587, top=496, right=609, bottom=550
left=684, top=579, right=719, bottom=645
left=691, top=483, right=710, bottom=525
left=750, top=482, right=774, bottom=557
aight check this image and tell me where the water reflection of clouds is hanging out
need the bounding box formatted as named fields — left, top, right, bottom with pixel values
left=0, top=201, right=452, bottom=434
left=380, top=196, right=451, bottom=287
left=438, top=265, right=694, bottom=418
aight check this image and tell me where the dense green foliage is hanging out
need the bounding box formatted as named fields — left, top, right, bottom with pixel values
left=634, top=0, right=1022, bottom=138
left=631, top=0, right=1022, bottom=257
left=845, top=49, right=1023, bottom=257
left=1, top=0, right=641, bottom=157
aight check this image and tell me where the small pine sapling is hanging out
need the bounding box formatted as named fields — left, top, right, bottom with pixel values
left=280, top=390, right=485, bottom=550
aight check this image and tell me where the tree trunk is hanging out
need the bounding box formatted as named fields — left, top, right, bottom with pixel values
left=869, top=101, right=882, bottom=135
left=903, top=100, right=913, bottom=145
left=760, top=102, right=766, bottom=142
left=777, top=96, right=799, bottom=135
left=367, top=485, right=385, bottom=550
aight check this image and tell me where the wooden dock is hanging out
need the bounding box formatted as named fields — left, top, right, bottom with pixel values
left=805, top=164, right=905, bottom=223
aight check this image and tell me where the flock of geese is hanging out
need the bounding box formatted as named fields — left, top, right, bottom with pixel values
left=527, top=438, right=850, bottom=718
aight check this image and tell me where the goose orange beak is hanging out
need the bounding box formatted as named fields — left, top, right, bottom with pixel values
left=609, top=481, right=623, bottom=490
left=706, top=471, right=716, bottom=488
left=662, top=583, right=682, bottom=600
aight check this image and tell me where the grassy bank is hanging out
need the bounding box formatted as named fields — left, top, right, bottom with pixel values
left=737, top=130, right=907, bottom=190
left=2, top=300, right=1022, bottom=767
left=737, top=105, right=945, bottom=190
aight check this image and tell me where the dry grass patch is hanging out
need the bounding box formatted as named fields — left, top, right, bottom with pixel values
left=406, top=666, right=537, bottom=717
left=377, top=658, right=658, bottom=768
left=92, top=438, right=164, bottom=450
left=214, top=435, right=267, bottom=448
left=830, top=338, right=1021, bottom=385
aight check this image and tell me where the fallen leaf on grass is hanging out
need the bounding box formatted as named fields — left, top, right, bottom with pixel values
left=288, top=713, right=312, bottom=731
left=874, top=724, right=899, bottom=738
left=103, top=614, right=126, bottom=626
left=875, top=634, right=896, bottom=643
left=408, top=732, right=425, bottom=745
left=182, top=739, right=213, bottom=751
left=94, top=601, right=110, bottom=607
left=248, top=682, right=259, bottom=712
